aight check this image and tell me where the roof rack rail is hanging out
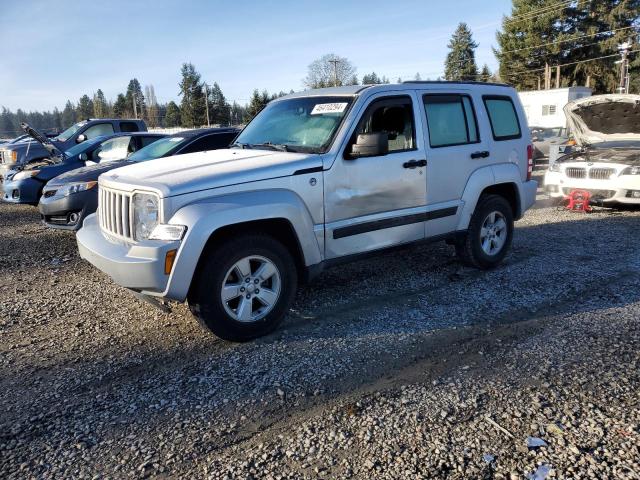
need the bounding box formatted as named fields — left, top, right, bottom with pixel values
left=402, top=80, right=512, bottom=87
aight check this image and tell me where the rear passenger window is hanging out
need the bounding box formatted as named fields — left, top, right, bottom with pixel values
left=120, top=121, right=140, bottom=133
left=483, top=96, right=521, bottom=140
left=83, top=123, right=115, bottom=139
left=423, top=95, right=479, bottom=148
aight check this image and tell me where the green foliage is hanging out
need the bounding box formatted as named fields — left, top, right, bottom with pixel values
left=245, top=89, right=271, bottom=122
left=495, top=0, right=640, bottom=93
left=361, top=72, right=390, bottom=84
left=93, top=89, right=108, bottom=118
left=164, top=101, right=181, bottom=127
left=179, top=63, right=206, bottom=128
left=112, top=94, right=127, bottom=118
left=61, top=100, right=76, bottom=127
left=445, top=23, right=479, bottom=81
left=125, top=78, right=145, bottom=119
left=77, top=95, right=93, bottom=120
left=207, top=82, right=230, bottom=126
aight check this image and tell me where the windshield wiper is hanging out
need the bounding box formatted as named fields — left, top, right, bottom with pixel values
left=230, top=142, right=251, bottom=149
left=248, top=142, right=291, bottom=152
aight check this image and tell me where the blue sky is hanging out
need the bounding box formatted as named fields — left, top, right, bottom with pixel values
left=0, top=0, right=513, bottom=112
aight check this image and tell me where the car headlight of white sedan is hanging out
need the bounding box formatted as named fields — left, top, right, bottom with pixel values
left=621, top=166, right=640, bottom=175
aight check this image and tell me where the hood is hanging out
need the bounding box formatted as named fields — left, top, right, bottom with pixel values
left=101, top=148, right=322, bottom=197
left=565, top=94, right=640, bottom=146
left=49, top=159, right=134, bottom=185
left=20, top=122, right=63, bottom=157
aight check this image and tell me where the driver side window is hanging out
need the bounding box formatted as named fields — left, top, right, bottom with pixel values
left=353, top=97, right=416, bottom=154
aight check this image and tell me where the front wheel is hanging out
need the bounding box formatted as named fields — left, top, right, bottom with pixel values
left=456, top=194, right=514, bottom=269
left=188, top=234, right=297, bottom=342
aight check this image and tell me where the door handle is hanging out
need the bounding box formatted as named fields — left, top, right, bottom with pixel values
left=471, top=151, right=490, bottom=159
left=403, top=159, right=427, bottom=169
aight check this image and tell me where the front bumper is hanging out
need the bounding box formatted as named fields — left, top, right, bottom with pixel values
left=38, top=189, right=98, bottom=231
left=544, top=171, right=640, bottom=204
left=1, top=177, right=42, bottom=204
left=76, top=214, right=181, bottom=296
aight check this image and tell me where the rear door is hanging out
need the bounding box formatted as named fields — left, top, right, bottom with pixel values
left=418, top=89, right=490, bottom=236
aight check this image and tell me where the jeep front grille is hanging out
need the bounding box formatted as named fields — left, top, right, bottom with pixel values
left=588, top=168, right=615, bottom=180
left=99, top=187, right=133, bottom=240
left=565, top=167, right=586, bottom=179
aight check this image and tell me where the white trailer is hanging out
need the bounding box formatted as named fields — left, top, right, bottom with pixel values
left=518, top=87, right=592, bottom=129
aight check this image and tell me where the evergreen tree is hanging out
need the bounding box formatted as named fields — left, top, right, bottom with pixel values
left=230, top=101, right=245, bottom=125
left=61, top=100, right=76, bottom=126
left=125, top=78, right=145, bottom=119
left=164, top=101, right=181, bottom=127
left=208, top=82, right=230, bottom=126
left=93, top=89, right=108, bottom=118
left=495, top=0, right=572, bottom=90
left=445, top=23, right=479, bottom=81
left=414, top=72, right=422, bottom=81
left=77, top=95, right=93, bottom=120
left=0, top=107, right=16, bottom=137
left=179, top=63, right=206, bottom=127
left=397, top=77, right=403, bottom=83
left=52, top=107, right=63, bottom=131
left=112, top=94, right=128, bottom=118
left=245, top=89, right=270, bottom=121
left=480, top=64, right=493, bottom=82
left=362, top=72, right=382, bottom=84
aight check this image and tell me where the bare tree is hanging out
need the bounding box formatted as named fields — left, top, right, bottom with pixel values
left=303, top=53, right=357, bottom=89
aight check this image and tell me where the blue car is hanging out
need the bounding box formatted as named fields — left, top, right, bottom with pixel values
left=2, top=132, right=165, bottom=205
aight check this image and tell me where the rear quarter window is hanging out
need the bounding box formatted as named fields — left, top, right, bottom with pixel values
left=483, top=96, right=521, bottom=141
left=120, top=121, right=141, bottom=133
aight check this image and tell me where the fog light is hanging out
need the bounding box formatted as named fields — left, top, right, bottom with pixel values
left=164, top=249, right=177, bottom=275
left=69, top=212, right=80, bottom=224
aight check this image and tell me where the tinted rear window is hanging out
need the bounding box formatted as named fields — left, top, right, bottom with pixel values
left=120, top=121, right=140, bottom=133
left=483, top=96, right=521, bottom=140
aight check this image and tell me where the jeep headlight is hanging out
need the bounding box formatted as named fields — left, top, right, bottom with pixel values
left=621, top=166, right=640, bottom=175
left=57, top=181, right=97, bottom=197
left=132, top=192, right=159, bottom=240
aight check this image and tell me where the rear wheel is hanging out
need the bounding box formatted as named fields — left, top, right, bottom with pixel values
left=188, top=234, right=297, bottom=342
left=456, top=194, right=514, bottom=269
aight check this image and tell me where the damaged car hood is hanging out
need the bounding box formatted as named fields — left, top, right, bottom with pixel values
left=565, top=94, right=640, bottom=146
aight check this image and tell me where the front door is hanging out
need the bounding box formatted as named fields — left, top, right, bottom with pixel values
left=324, top=92, right=428, bottom=259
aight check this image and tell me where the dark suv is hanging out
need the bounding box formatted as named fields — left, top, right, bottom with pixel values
left=39, top=128, right=239, bottom=230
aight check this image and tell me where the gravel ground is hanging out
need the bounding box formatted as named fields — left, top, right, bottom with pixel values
left=1, top=176, right=639, bottom=479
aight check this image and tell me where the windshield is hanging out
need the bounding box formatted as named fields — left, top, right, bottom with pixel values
left=531, top=127, right=565, bottom=139
left=63, top=136, right=106, bottom=158
left=128, top=136, right=184, bottom=161
left=234, top=96, right=354, bottom=153
left=54, top=121, right=88, bottom=142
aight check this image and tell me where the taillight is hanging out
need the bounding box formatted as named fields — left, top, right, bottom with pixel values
left=526, top=144, right=533, bottom=181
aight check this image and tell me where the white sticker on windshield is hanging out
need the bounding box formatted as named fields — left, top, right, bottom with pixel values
left=311, top=103, right=348, bottom=115
left=169, top=137, right=184, bottom=142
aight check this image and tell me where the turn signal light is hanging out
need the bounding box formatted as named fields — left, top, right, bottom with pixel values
left=164, top=249, right=177, bottom=275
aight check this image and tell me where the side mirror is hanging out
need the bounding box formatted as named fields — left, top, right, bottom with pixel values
left=76, top=134, right=87, bottom=144
left=349, top=133, right=388, bottom=158
left=78, top=152, right=88, bottom=162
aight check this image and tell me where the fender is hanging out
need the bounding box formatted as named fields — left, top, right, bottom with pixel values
left=456, top=163, right=524, bottom=231
left=162, top=189, right=322, bottom=301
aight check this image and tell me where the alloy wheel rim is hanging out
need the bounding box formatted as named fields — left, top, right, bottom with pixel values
left=221, top=255, right=281, bottom=323
left=480, top=211, right=507, bottom=256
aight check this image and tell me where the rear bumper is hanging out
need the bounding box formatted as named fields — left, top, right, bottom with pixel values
left=76, top=214, right=180, bottom=295
left=38, top=189, right=98, bottom=231
left=1, top=177, right=42, bottom=204
left=520, top=180, right=538, bottom=216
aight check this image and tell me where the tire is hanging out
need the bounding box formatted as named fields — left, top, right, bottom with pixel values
left=455, top=194, right=514, bottom=269
left=188, top=234, right=297, bottom=342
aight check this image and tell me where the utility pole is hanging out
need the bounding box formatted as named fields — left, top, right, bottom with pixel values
left=617, top=41, right=631, bottom=94
left=328, top=59, right=341, bottom=87
left=203, top=83, right=210, bottom=127
left=132, top=93, right=138, bottom=119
